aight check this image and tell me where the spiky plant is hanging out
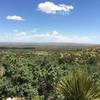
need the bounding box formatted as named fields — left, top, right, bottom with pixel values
left=58, top=70, right=100, bottom=100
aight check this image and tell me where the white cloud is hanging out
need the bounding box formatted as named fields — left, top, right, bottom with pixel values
left=12, top=29, right=19, bottom=33
left=0, top=31, right=99, bottom=44
left=6, top=15, right=24, bottom=21
left=38, top=1, right=74, bottom=14
left=15, top=32, right=27, bottom=37
left=31, top=28, right=40, bottom=33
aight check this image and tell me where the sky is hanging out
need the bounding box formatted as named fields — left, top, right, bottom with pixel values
left=0, top=0, right=100, bottom=43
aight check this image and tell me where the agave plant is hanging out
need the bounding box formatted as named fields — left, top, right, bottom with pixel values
left=58, top=70, right=100, bottom=100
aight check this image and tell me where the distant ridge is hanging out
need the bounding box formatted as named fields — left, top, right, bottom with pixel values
left=0, top=42, right=97, bottom=46
left=0, top=42, right=98, bottom=49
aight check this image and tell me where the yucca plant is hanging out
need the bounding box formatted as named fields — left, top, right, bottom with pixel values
left=58, top=70, right=100, bottom=100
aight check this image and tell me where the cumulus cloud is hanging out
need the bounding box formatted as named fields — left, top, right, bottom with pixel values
left=0, top=31, right=99, bottom=44
left=38, top=1, right=74, bottom=14
left=6, top=15, right=24, bottom=21
left=31, top=28, right=40, bottom=33
left=12, top=29, right=19, bottom=33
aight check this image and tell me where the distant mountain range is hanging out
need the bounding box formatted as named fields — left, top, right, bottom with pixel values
left=0, top=42, right=99, bottom=49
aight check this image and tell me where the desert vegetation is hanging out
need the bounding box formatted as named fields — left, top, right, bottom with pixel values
left=0, top=46, right=100, bottom=100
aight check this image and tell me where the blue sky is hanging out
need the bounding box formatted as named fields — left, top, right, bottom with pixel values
left=0, top=0, right=100, bottom=43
